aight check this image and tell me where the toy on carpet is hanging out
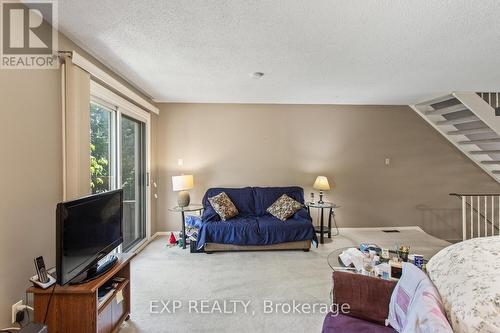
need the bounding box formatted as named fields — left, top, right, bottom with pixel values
left=169, top=232, right=177, bottom=245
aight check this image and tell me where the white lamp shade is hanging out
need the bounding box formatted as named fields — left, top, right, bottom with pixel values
left=172, top=175, right=194, bottom=191
left=313, top=176, right=330, bottom=191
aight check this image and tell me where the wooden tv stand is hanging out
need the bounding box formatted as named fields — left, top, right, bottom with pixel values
left=27, top=253, right=135, bottom=333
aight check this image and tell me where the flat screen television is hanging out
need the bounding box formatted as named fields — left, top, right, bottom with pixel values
left=56, top=189, right=123, bottom=285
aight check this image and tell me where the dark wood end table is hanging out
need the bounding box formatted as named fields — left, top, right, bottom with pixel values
left=305, top=202, right=339, bottom=244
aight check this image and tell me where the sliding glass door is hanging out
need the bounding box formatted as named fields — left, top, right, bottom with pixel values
left=90, top=81, right=150, bottom=253
left=121, top=115, right=147, bottom=250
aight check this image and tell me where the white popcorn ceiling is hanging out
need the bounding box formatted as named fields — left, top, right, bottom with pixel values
left=58, top=0, right=500, bottom=104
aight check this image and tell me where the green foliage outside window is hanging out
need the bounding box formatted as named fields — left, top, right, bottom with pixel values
left=90, top=103, right=138, bottom=199
left=90, top=103, right=111, bottom=194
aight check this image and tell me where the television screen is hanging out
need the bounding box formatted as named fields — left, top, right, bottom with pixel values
left=56, top=189, right=123, bottom=285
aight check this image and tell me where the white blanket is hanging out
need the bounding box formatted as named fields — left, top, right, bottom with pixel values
left=388, top=263, right=453, bottom=333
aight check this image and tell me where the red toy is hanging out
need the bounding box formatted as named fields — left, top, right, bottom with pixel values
left=169, top=232, right=177, bottom=245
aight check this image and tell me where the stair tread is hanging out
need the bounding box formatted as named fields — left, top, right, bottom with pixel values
left=470, top=150, right=500, bottom=154
left=431, top=98, right=461, bottom=110
left=435, top=116, right=479, bottom=126
left=447, top=127, right=493, bottom=135
left=458, top=138, right=500, bottom=145
left=425, top=103, right=468, bottom=115
left=481, top=160, right=500, bottom=164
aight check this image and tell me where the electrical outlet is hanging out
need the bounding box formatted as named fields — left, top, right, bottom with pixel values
left=11, top=300, right=22, bottom=324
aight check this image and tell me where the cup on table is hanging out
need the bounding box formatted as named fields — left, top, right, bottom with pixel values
left=413, top=254, right=424, bottom=269
left=381, top=248, right=390, bottom=260
left=363, top=257, right=374, bottom=276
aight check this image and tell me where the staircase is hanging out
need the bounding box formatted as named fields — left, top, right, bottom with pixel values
left=411, top=92, right=500, bottom=182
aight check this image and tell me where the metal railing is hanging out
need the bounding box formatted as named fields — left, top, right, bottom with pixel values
left=477, top=92, right=500, bottom=111
left=450, top=193, right=500, bottom=240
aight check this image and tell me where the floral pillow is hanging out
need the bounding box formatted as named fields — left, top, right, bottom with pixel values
left=208, top=192, right=239, bottom=221
left=267, top=194, right=303, bottom=221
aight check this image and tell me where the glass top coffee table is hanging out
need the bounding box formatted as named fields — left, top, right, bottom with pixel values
left=327, top=247, right=357, bottom=271
left=327, top=246, right=427, bottom=273
left=327, top=247, right=396, bottom=278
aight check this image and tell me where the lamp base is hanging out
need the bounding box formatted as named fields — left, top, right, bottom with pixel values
left=177, top=191, right=190, bottom=207
left=318, top=191, right=324, bottom=204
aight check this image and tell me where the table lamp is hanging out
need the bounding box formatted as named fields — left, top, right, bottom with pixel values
left=313, top=176, right=330, bottom=204
left=172, top=175, right=194, bottom=207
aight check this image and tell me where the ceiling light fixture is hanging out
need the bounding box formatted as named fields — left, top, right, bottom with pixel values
left=251, top=72, right=264, bottom=79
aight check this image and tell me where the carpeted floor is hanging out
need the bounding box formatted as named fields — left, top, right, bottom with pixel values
left=119, top=227, right=449, bottom=333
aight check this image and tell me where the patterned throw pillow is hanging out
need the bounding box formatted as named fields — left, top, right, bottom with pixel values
left=267, top=194, right=303, bottom=221
left=208, top=192, right=239, bottom=221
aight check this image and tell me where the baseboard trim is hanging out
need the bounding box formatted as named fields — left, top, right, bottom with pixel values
left=131, top=232, right=178, bottom=254
left=152, top=231, right=178, bottom=238
left=335, top=226, right=424, bottom=232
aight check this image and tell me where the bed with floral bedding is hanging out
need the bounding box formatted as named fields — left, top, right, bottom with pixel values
left=426, top=236, right=500, bottom=333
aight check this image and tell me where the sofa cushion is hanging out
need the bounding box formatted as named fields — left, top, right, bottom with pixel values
left=256, top=215, right=316, bottom=244
left=202, top=187, right=255, bottom=221
left=208, top=192, right=239, bottom=221
left=266, top=194, right=303, bottom=221
left=253, top=186, right=305, bottom=216
left=332, top=271, right=396, bottom=325
left=322, top=313, right=396, bottom=333
left=197, top=216, right=261, bottom=247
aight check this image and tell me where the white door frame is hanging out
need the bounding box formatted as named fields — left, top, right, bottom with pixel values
left=90, top=81, right=152, bottom=252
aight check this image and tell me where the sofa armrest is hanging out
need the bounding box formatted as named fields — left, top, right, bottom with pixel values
left=332, top=271, right=396, bottom=325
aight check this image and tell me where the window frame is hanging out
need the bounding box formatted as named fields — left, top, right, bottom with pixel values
left=90, top=80, right=152, bottom=253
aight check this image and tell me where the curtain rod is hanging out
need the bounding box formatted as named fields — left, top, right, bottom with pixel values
left=57, top=50, right=159, bottom=115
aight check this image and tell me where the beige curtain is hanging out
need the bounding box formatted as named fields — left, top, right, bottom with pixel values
left=61, top=55, right=91, bottom=200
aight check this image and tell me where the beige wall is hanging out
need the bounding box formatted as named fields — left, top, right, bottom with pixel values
left=0, top=68, right=61, bottom=328
left=156, top=103, right=500, bottom=240
left=0, top=32, right=156, bottom=327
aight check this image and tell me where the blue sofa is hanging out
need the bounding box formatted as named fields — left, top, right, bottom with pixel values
left=196, top=186, right=317, bottom=252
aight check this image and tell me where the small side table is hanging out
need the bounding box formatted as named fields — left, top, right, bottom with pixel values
left=305, top=202, right=339, bottom=244
left=168, top=204, right=204, bottom=249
